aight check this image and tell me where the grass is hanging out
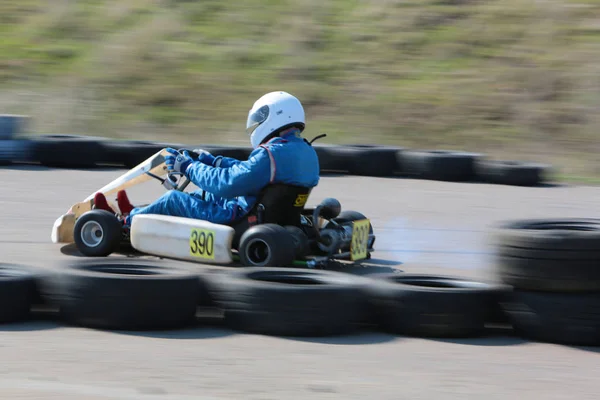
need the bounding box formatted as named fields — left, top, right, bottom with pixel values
left=1, top=0, right=600, bottom=178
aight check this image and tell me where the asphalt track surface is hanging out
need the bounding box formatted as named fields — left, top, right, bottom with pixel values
left=0, top=165, right=599, bottom=399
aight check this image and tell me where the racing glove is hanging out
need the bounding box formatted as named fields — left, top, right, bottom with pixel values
left=192, top=148, right=216, bottom=166
left=165, top=148, right=193, bottom=174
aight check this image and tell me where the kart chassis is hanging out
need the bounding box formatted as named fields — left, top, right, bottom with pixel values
left=51, top=148, right=376, bottom=269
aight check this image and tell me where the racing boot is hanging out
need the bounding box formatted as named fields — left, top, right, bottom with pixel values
left=93, top=192, right=116, bottom=214
left=116, top=190, right=135, bottom=216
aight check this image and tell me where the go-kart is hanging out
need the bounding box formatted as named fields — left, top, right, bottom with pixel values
left=51, top=148, right=376, bottom=269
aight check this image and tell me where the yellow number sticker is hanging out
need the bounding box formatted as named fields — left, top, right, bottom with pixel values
left=189, top=228, right=215, bottom=259
left=350, top=219, right=370, bottom=261
left=294, top=193, right=309, bottom=207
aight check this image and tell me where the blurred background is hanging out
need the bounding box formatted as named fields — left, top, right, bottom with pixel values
left=1, top=0, right=599, bottom=179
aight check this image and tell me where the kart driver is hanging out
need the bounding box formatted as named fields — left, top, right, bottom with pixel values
left=92, top=91, right=320, bottom=227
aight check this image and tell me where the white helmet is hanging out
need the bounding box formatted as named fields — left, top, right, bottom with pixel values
left=246, top=91, right=306, bottom=149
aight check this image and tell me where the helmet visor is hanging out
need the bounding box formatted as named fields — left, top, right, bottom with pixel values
left=246, top=105, right=270, bottom=135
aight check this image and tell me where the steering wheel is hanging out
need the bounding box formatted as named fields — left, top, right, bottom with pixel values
left=147, top=148, right=202, bottom=195
left=166, top=148, right=201, bottom=192
left=164, top=170, right=192, bottom=192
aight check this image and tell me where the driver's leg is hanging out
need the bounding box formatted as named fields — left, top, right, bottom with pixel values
left=190, top=190, right=227, bottom=207
left=116, top=189, right=226, bottom=217
left=125, top=190, right=237, bottom=226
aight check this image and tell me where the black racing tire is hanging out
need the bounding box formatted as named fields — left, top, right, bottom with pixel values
left=313, top=145, right=349, bottom=173
left=0, top=264, right=40, bottom=323
left=238, top=224, right=297, bottom=267
left=336, top=145, right=402, bottom=177
left=101, top=140, right=165, bottom=168
left=400, top=150, right=483, bottom=181
left=500, top=290, right=600, bottom=346
left=284, top=225, right=310, bottom=260
left=40, top=259, right=200, bottom=330
left=21, top=134, right=110, bottom=168
left=493, top=218, right=600, bottom=251
left=492, top=219, right=600, bottom=292
left=366, top=274, right=512, bottom=338
left=207, top=267, right=368, bottom=336
left=73, top=210, right=123, bottom=257
left=196, top=269, right=227, bottom=308
left=475, top=160, right=552, bottom=186
left=495, top=256, right=600, bottom=293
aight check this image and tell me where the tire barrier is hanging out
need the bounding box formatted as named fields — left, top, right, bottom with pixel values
left=474, top=160, right=552, bottom=187
left=501, top=291, right=600, bottom=347
left=492, top=218, right=600, bottom=346
left=22, top=134, right=115, bottom=169
left=333, top=145, right=403, bottom=177
left=0, top=134, right=554, bottom=186
left=365, top=273, right=511, bottom=338
left=400, top=150, right=483, bottom=182
left=0, top=263, right=40, bottom=323
left=313, top=144, right=348, bottom=173
left=2, top=256, right=598, bottom=346
left=39, top=259, right=201, bottom=330
left=205, top=267, right=369, bottom=337
left=493, top=219, right=600, bottom=292
left=101, top=140, right=167, bottom=169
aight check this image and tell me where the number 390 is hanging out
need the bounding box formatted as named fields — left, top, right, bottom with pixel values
left=190, top=229, right=214, bottom=258
left=352, top=224, right=368, bottom=253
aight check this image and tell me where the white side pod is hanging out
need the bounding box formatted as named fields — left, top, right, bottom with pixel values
left=130, top=214, right=235, bottom=265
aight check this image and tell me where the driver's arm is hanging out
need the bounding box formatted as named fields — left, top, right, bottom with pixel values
left=212, top=155, right=241, bottom=168
left=185, top=149, right=272, bottom=198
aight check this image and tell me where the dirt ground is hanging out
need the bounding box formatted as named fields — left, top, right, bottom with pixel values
left=0, top=165, right=598, bottom=399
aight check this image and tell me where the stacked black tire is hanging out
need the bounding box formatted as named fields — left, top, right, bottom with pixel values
left=206, top=268, right=369, bottom=337
left=0, top=260, right=205, bottom=331
left=492, top=218, right=600, bottom=346
left=0, top=264, right=41, bottom=324
left=364, top=273, right=510, bottom=338
left=39, top=259, right=203, bottom=330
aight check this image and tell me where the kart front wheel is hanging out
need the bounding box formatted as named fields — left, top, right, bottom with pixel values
left=74, top=210, right=123, bottom=257
left=238, top=224, right=296, bottom=267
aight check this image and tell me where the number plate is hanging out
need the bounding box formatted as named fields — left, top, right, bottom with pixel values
left=189, top=228, right=216, bottom=259
left=350, top=219, right=370, bottom=261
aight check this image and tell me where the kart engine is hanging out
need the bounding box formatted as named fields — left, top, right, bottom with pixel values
left=312, top=198, right=357, bottom=255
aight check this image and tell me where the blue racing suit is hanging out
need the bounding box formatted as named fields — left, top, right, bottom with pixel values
left=126, top=129, right=320, bottom=225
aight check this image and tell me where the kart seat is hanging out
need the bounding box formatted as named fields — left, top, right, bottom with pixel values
left=253, top=183, right=312, bottom=226
left=230, top=183, right=313, bottom=248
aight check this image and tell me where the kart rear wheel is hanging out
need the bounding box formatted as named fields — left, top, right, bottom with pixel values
left=238, top=224, right=296, bottom=267
left=74, top=210, right=123, bottom=257
left=284, top=225, right=310, bottom=260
